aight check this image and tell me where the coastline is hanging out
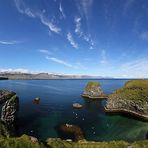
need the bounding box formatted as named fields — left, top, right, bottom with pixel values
left=82, top=94, right=108, bottom=99
left=104, top=107, right=148, bottom=121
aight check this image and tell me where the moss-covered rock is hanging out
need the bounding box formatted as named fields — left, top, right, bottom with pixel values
left=105, top=80, right=148, bottom=120
left=82, top=81, right=107, bottom=99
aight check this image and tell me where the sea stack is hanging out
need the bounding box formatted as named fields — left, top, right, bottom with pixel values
left=82, top=81, right=106, bottom=99
left=105, top=80, right=148, bottom=121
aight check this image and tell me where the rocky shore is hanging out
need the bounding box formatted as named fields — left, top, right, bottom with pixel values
left=105, top=80, right=148, bottom=121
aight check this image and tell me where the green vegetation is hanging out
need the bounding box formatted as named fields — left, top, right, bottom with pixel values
left=0, top=135, right=44, bottom=148
left=85, top=81, right=100, bottom=91
left=0, top=136, right=148, bottom=148
left=110, top=80, right=148, bottom=103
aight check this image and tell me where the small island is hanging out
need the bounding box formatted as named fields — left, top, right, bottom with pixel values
left=105, top=80, right=148, bottom=121
left=82, top=81, right=107, bottom=99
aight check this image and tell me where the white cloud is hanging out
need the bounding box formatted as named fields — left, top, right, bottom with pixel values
left=0, top=40, right=20, bottom=45
left=14, top=0, right=35, bottom=18
left=119, top=58, right=148, bottom=78
left=0, top=68, right=30, bottom=73
left=74, top=17, right=82, bottom=35
left=59, top=3, right=66, bottom=19
left=100, top=49, right=107, bottom=64
left=38, top=14, right=61, bottom=34
left=14, top=0, right=61, bottom=34
left=141, top=31, right=148, bottom=41
left=46, top=56, right=73, bottom=68
left=39, top=49, right=52, bottom=55
left=67, top=32, right=78, bottom=49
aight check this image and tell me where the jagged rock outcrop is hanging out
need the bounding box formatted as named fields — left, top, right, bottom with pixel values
left=82, top=81, right=106, bottom=99
left=0, top=90, right=19, bottom=137
left=105, top=80, right=148, bottom=120
left=1, top=95, right=19, bottom=124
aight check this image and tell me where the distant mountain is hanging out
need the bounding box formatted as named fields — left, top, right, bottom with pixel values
left=0, top=72, right=111, bottom=80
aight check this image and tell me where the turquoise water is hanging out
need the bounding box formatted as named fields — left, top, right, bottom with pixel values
left=0, top=79, right=147, bottom=141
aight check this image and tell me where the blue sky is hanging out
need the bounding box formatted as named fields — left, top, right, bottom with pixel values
left=0, top=0, right=148, bottom=78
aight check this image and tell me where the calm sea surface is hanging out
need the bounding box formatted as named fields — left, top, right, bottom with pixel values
left=0, top=79, right=148, bottom=141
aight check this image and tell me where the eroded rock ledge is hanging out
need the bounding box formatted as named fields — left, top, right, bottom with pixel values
left=105, top=80, right=148, bottom=121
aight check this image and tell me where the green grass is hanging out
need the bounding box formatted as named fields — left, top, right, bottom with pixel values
left=110, top=80, right=148, bottom=103
left=85, top=81, right=100, bottom=91
left=0, top=135, right=44, bottom=148
left=0, top=135, right=148, bottom=148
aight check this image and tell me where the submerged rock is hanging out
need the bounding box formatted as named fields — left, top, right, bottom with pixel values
left=105, top=80, right=148, bottom=121
left=82, top=81, right=106, bottom=99
left=59, top=124, right=84, bottom=141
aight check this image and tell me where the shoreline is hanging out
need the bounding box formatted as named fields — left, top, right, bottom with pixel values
left=104, top=107, right=148, bottom=121
left=82, top=94, right=108, bottom=99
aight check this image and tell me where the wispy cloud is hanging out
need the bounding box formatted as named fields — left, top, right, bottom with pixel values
left=74, top=17, right=82, bottom=35
left=100, top=49, right=107, bottom=64
left=46, top=56, right=73, bottom=68
left=59, top=3, right=66, bottom=19
left=76, top=0, right=94, bottom=20
left=119, top=58, right=148, bottom=78
left=141, top=31, right=148, bottom=41
left=67, top=32, right=78, bottom=49
left=39, top=49, right=52, bottom=55
left=0, top=40, right=20, bottom=45
left=38, top=14, right=61, bottom=34
left=14, top=0, right=61, bottom=34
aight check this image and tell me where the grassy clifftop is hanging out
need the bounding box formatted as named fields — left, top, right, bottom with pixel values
left=0, top=135, right=148, bottom=148
left=85, top=81, right=101, bottom=91
left=110, top=80, right=148, bottom=103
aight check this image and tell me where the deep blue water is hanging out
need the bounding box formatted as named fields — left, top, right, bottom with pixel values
left=0, top=79, right=148, bottom=141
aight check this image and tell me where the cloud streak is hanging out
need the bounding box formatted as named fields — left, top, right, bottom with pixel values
left=119, top=58, right=148, bottom=78
left=59, top=3, right=66, bottom=19
left=0, top=40, right=20, bottom=45
left=46, top=56, right=73, bottom=67
left=39, top=49, right=52, bottom=55
left=14, top=0, right=61, bottom=34
left=67, top=32, right=78, bottom=49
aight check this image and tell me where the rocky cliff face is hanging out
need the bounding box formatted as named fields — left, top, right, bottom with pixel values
left=105, top=80, right=148, bottom=120
left=82, top=81, right=104, bottom=98
left=0, top=90, right=19, bottom=137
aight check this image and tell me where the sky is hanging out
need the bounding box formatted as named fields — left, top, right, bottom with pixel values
left=0, top=0, right=148, bottom=78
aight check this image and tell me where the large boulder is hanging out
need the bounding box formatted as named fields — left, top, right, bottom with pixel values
left=82, top=81, right=105, bottom=99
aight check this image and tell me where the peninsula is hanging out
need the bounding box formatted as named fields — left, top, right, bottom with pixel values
left=105, top=80, right=148, bottom=121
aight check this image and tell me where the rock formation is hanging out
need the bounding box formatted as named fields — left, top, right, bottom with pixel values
left=0, top=90, right=19, bottom=137
left=82, top=81, right=106, bottom=99
left=105, top=80, right=148, bottom=121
